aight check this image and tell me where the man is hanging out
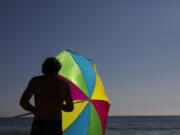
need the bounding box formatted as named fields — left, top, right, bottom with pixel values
left=20, top=57, right=74, bottom=135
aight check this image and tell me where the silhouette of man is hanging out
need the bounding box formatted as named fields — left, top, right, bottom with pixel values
left=20, top=57, right=74, bottom=135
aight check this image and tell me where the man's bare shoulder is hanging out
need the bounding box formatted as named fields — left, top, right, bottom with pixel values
left=31, top=75, right=68, bottom=84
left=30, top=75, right=44, bottom=81
left=28, top=76, right=47, bottom=86
left=55, top=77, right=69, bottom=86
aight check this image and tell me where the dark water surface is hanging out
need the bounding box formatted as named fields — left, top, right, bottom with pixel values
left=106, top=116, right=180, bottom=135
left=1, top=116, right=180, bottom=135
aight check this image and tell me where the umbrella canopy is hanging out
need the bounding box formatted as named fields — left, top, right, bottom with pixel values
left=56, top=50, right=110, bottom=135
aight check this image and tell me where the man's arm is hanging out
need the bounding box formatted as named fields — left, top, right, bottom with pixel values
left=20, top=78, right=35, bottom=114
left=62, top=84, right=74, bottom=112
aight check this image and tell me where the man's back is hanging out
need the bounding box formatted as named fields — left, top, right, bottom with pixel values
left=20, top=74, right=74, bottom=121
left=32, top=75, right=72, bottom=120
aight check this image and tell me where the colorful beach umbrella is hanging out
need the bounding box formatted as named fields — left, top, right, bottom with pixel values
left=56, top=50, right=110, bottom=135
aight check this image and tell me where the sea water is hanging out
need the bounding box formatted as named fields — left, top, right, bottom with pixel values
left=1, top=116, right=180, bottom=135
left=106, top=116, right=180, bottom=135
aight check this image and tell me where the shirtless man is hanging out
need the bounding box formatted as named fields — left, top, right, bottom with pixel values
left=20, top=57, right=74, bottom=135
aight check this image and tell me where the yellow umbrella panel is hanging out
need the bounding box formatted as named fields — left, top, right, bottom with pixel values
left=56, top=50, right=110, bottom=135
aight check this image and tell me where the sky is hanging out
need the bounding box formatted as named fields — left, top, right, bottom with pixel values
left=0, top=0, right=180, bottom=117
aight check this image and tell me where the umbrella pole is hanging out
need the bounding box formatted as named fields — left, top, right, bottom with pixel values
left=0, top=99, right=90, bottom=123
left=0, top=112, right=32, bottom=123
left=73, top=99, right=90, bottom=103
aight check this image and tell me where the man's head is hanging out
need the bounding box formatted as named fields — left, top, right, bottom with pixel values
left=42, top=57, right=61, bottom=75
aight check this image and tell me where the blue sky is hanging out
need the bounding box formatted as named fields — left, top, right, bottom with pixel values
left=0, top=0, right=180, bottom=116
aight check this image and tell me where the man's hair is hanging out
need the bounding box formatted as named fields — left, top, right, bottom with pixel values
left=42, top=57, right=61, bottom=75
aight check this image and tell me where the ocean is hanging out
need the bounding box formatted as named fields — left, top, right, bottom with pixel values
left=1, top=116, right=180, bottom=135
